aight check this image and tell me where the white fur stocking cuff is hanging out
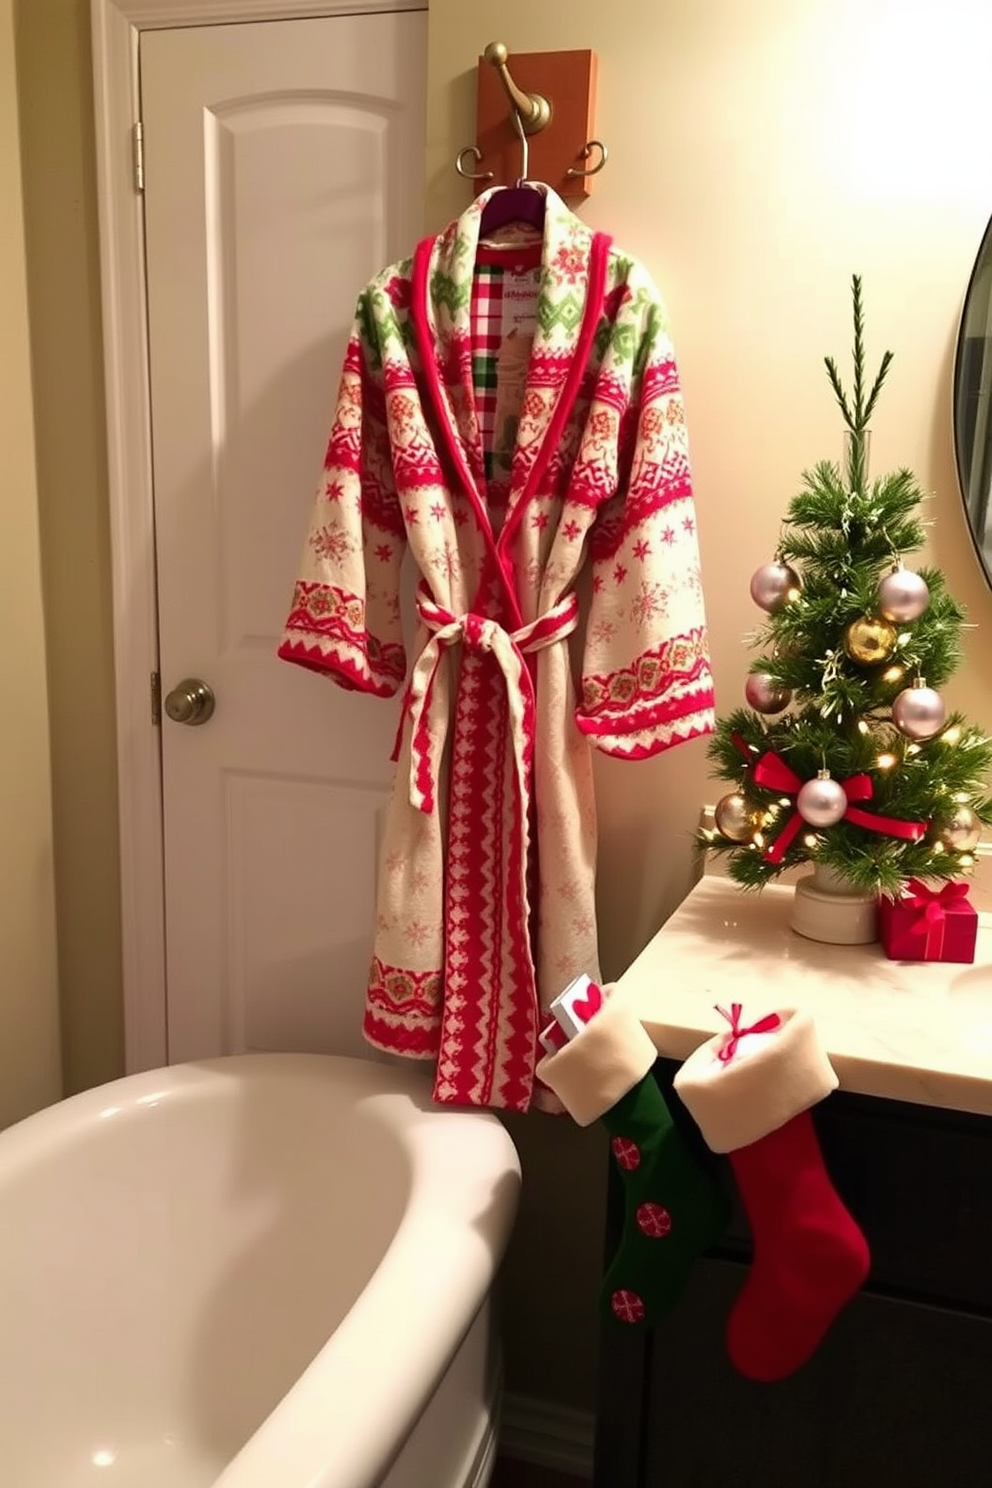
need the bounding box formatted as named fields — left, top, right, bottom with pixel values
left=673, top=1007, right=838, bottom=1153
left=536, top=989, right=657, bottom=1127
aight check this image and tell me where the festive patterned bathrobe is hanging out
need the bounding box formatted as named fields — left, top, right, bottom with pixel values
left=278, top=185, right=715, bottom=1112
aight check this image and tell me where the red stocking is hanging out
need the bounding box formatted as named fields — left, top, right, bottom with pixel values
left=724, top=1107, right=869, bottom=1380
left=674, top=1004, right=870, bottom=1382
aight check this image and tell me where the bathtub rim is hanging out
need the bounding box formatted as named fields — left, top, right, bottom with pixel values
left=0, top=1051, right=522, bottom=1488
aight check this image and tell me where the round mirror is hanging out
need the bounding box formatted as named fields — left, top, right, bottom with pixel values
left=954, top=214, right=992, bottom=588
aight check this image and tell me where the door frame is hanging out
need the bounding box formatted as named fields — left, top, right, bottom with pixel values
left=91, top=0, right=427, bottom=1074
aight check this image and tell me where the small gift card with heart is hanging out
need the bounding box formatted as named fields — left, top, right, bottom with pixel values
left=550, top=973, right=605, bottom=1042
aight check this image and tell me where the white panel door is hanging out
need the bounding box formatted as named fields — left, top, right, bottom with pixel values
left=140, top=11, right=426, bottom=1062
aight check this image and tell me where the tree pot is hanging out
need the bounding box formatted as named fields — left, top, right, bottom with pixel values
left=790, top=862, right=879, bottom=946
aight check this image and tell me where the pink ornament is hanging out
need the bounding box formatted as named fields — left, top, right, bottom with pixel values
left=796, top=774, right=847, bottom=827
left=745, top=673, right=792, bottom=714
left=877, top=566, right=930, bottom=623
left=749, top=561, right=802, bottom=613
left=892, top=684, right=946, bottom=740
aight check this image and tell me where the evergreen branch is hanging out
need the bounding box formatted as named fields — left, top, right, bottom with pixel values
left=863, top=349, right=894, bottom=425
left=782, top=465, right=927, bottom=558
left=821, top=275, right=894, bottom=442
left=823, top=356, right=854, bottom=431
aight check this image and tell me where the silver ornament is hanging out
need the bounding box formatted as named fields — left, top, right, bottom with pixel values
left=796, top=773, right=847, bottom=827
left=891, top=683, right=947, bottom=740
left=877, top=566, right=930, bottom=623
left=749, top=561, right=802, bottom=614
left=714, top=791, right=755, bottom=843
left=938, top=805, right=982, bottom=853
left=744, top=673, right=793, bottom=714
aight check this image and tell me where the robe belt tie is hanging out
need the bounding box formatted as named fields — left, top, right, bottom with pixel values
left=406, top=589, right=580, bottom=815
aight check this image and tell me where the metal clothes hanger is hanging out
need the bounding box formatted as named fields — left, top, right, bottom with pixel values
left=477, top=108, right=546, bottom=234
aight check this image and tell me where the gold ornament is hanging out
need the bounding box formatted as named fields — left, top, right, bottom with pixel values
left=842, top=615, right=897, bottom=666
left=937, top=805, right=982, bottom=853
left=714, top=792, right=755, bottom=843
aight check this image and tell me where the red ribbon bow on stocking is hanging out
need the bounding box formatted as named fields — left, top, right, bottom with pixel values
left=752, top=750, right=927, bottom=864
left=903, top=878, right=971, bottom=959
left=715, top=1003, right=782, bottom=1063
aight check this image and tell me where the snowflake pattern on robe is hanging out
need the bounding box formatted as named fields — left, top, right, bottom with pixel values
left=278, top=185, right=715, bottom=1113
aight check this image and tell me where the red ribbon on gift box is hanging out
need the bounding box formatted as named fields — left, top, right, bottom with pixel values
left=715, top=1002, right=782, bottom=1063
left=903, top=878, right=972, bottom=959
left=752, top=751, right=927, bottom=864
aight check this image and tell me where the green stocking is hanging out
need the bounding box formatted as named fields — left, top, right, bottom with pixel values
left=536, top=991, right=730, bottom=1330
left=600, top=1070, right=729, bottom=1326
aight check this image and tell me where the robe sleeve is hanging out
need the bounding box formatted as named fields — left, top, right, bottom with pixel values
left=575, top=290, right=716, bottom=758
left=277, top=293, right=407, bottom=696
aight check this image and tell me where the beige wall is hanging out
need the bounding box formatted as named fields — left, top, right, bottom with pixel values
left=15, top=0, right=124, bottom=1096
left=428, top=0, right=992, bottom=1408
left=8, top=0, right=992, bottom=1411
left=0, top=0, right=62, bottom=1126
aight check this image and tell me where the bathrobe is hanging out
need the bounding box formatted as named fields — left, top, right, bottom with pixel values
left=278, top=184, right=715, bottom=1112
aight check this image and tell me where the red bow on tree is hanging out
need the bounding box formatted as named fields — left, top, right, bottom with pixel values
left=752, top=750, right=927, bottom=864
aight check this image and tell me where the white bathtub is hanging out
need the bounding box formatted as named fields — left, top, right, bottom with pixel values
left=0, top=1053, right=521, bottom=1488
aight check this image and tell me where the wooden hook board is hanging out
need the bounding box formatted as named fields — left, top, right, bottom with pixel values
left=474, top=48, right=600, bottom=203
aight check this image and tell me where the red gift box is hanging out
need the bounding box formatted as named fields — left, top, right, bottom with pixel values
left=878, top=879, right=977, bottom=964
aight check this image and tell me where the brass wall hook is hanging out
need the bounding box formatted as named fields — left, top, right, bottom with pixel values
left=565, top=139, right=608, bottom=179
left=483, top=42, right=552, bottom=135
left=455, top=145, right=495, bottom=183
left=462, top=43, right=601, bottom=201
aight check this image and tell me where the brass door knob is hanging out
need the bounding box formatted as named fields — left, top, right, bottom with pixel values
left=164, top=678, right=215, bottom=726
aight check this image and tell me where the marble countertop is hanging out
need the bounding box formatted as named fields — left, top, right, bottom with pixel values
left=618, top=874, right=992, bottom=1118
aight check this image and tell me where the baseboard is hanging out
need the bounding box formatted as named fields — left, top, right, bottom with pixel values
left=499, top=1392, right=596, bottom=1480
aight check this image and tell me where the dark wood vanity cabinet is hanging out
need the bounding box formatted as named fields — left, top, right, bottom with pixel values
left=593, top=1058, right=992, bottom=1488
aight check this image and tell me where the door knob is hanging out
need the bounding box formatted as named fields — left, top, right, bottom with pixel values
left=164, top=678, right=215, bottom=726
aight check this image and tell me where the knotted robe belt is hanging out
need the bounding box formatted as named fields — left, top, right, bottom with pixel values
left=403, top=586, right=580, bottom=1108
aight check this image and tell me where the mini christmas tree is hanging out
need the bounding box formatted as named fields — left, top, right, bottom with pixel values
left=703, top=276, right=992, bottom=897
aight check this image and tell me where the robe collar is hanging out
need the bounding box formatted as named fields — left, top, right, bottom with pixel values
left=411, top=185, right=610, bottom=580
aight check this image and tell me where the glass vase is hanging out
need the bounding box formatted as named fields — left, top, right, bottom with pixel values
left=843, top=428, right=871, bottom=492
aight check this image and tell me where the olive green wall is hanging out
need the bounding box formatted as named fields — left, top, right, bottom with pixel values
left=14, top=0, right=123, bottom=1096
left=0, top=0, right=62, bottom=1126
